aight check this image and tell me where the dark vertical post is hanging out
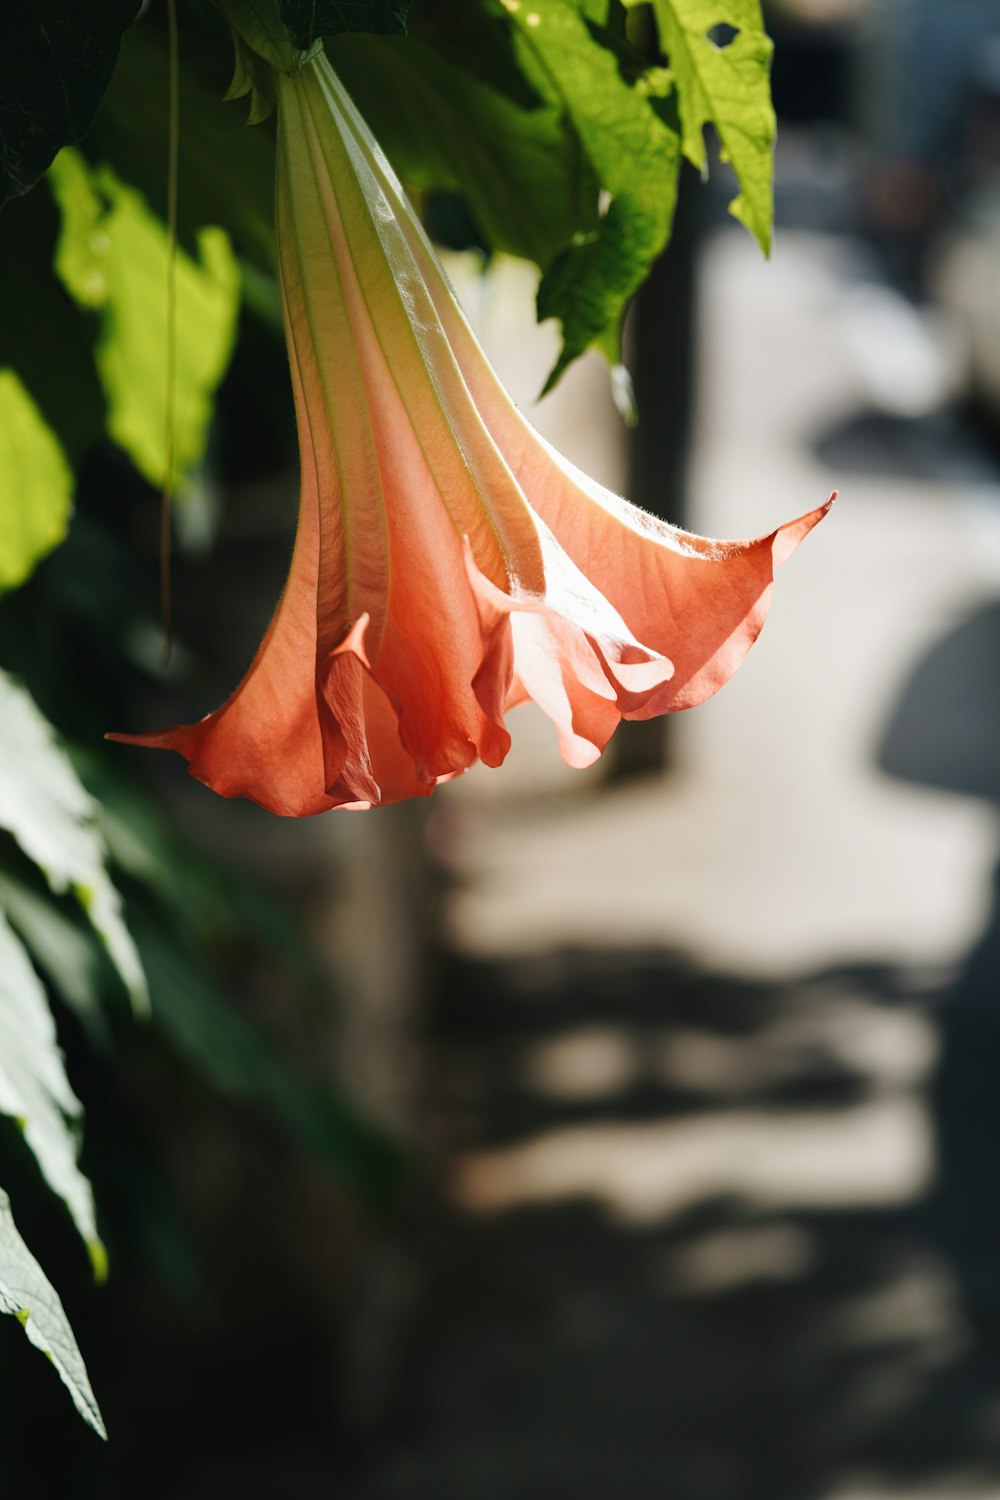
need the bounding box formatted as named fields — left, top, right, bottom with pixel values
left=608, top=160, right=700, bottom=781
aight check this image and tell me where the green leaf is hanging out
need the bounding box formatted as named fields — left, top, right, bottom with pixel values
left=333, top=34, right=599, bottom=270
left=497, top=0, right=681, bottom=386
left=0, top=867, right=105, bottom=1040
left=224, top=26, right=279, bottom=125
left=639, top=0, right=775, bottom=252
left=0, top=909, right=100, bottom=1259
left=280, top=0, right=412, bottom=47
left=213, top=0, right=302, bottom=75
left=0, top=0, right=141, bottom=207
left=0, top=370, right=73, bottom=593
left=0, top=1188, right=105, bottom=1438
left=408, top=0, right=543, bottom=105
left=0, top=670, right=148, bottom=1016
left=48, top=149, right=241, bottom=491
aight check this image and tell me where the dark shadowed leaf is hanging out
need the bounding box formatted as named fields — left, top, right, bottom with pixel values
left=0, top=0, right=142, bottom=207
left=332, top=34, right=599, bottom=271
left=0, top=184, right=104, bottom=467
left=87, top=25, right=277, bottom=273
left=280, top=0, right=411, bottom=47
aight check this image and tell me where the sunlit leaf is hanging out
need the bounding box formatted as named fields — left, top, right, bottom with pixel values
left=638, top=0, right=775, bottom=251
left=0, top=867, right=105, bottom=1039
left=0, top=370, right=73, bottom=592
left=48, top=149, right=241, bottom=491
left=0, top=1188, right=105, bottom=1438
left=498, top=0, right=681, bottom=386
left=0, top=909, right=100, bottom=1261
left=0, top=670, right=147, bottom=1016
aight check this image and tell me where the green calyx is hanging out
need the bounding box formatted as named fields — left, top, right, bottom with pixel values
left=214, top=0, right=321, bottom=123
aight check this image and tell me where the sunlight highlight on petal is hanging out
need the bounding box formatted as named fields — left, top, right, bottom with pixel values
left=110, top=53, right=831, bottom=815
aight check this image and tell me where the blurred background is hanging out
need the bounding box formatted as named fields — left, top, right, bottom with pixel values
left=6, top=0, right=1000, bottom=1495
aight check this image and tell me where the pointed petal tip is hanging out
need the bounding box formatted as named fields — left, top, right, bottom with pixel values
left=330, top=612, right=373, bottom=669
left=105, top=728, right=185, bottom=752
left=772, top=490, right=837, bottom=568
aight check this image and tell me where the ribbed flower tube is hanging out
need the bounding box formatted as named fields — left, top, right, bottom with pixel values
left=111, top=53, right=831, bottom=815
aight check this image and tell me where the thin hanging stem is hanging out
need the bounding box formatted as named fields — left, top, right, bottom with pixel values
left=161, top=0, right=180, bottom=667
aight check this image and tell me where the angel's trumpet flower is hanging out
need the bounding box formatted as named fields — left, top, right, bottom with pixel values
left=112, top=53, right=831, bottom=815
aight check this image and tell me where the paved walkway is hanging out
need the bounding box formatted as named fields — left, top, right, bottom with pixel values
left=358, top=217, right=1000, bottom=1499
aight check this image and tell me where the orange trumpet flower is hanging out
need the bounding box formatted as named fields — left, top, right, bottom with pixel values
left=112, top=53, right=831, bottom=816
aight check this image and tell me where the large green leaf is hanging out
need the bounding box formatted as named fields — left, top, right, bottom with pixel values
left=0, top=910, right=100, bottom=1261
left=333, top=34, right=599, bottom=270
left=0, top=1189, right=105, bottom=1438
left=408, top=0, right=542, bottom=105
left=0, top=370, right=73, bottom=593
left=0, top=669, right=147, bottom=1016
left=497, top=0, right=681, bottom=387
left=48, top=149, right=240, bottom=491
left=0, top=0, right=141, bottom=207
left=639, top=0, right=774, bottom=251
left=280, top=0, right=412, bottom=46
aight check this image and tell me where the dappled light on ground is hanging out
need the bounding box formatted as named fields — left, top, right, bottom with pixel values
left=362, top=215, right=1000, bottom=1500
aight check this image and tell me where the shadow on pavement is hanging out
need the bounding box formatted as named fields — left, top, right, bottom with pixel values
left=361, top=592, right=1000, bottom=1500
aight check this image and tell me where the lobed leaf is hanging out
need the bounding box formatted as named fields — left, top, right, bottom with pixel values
left=639, top=0, right=775, bottom=252
left=0, top=868, right=105, bottom=1039
left=0, top=670, right=147, bottom=1017
left=48, top=150, right=241, bottom=493
left=0, top=1189, right=105, bottom=1438
left=0, top=910, right=100, bottom=1260
left=497, top=0, right=681, bottom=386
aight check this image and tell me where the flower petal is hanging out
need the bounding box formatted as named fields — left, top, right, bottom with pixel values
left=109, top=54, right=830, bottom=815
left=344, top=74, right=834, bottom=715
